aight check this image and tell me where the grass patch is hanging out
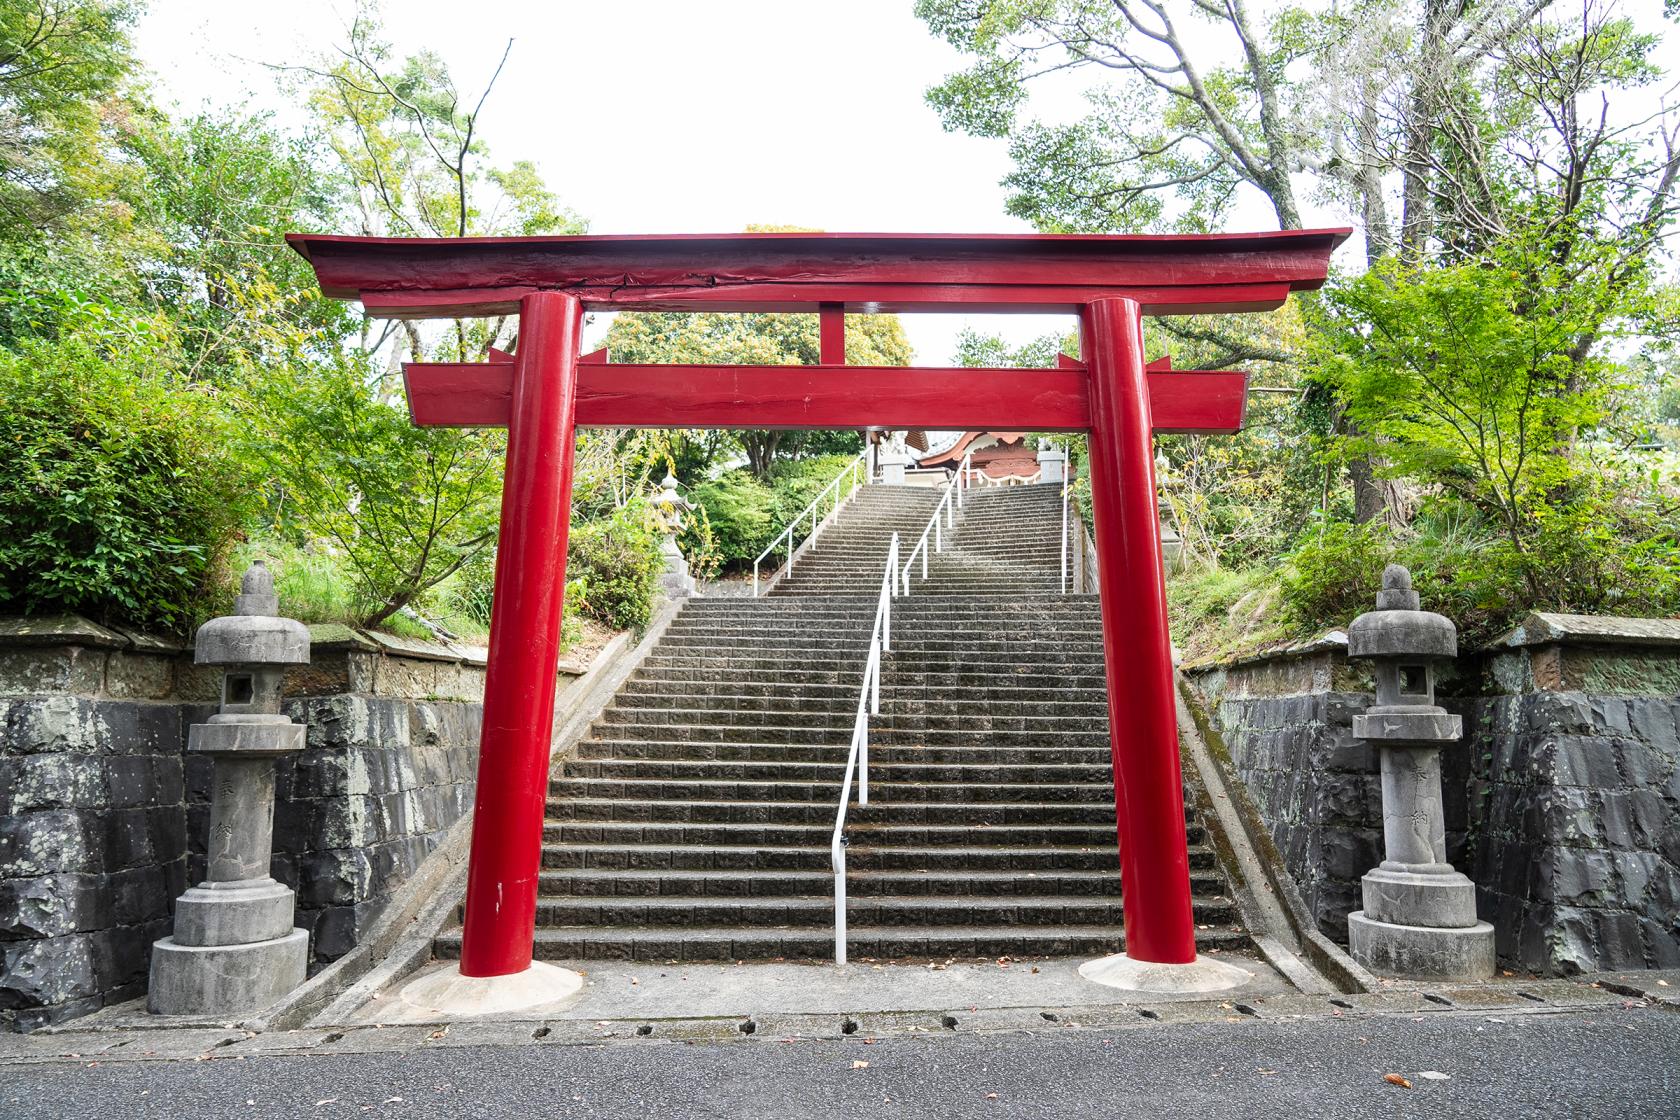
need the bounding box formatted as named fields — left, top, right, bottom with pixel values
left=1167, top=564, right=1316, bottom=665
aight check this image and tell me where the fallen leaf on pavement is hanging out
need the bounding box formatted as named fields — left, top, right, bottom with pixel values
left=1418, top=1071, right=1450, bottom=1081
left=985, top=1092, right=999, bottom=1100
left=852, top=1060, right=870, bottom=1069
left=1384, top=1074, right=1413, bottom=1089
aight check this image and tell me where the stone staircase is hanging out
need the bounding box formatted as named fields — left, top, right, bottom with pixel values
left=770, top=486, right=942, bottom=596
left=916, top=484, right=1065, bottom=595
left=435, top=480, right=1241, bottom=964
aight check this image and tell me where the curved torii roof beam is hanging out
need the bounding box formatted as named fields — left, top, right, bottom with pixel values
left=285, top=228, right=1349, bottom=318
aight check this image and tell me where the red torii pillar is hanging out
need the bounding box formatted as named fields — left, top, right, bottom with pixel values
left=459, top=292, right=581, bottom=976
left=1082, top=298, right=1196, bottom=963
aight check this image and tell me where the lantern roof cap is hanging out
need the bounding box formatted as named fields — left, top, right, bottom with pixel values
left=193, top=562, right=311, bottom=667
left=1347, top=565, right=1457, bottom=661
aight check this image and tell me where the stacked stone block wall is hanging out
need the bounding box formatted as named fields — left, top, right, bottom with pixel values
left=0, top=620, right=491, bottom=1031
left=1189, top=644, right=1384, bottom=939
left=1187, top=618, right=1679, bottom=975
left=1459, top=641, right=1680, bottom=973
left=0, top=622, right=188, bottom=1031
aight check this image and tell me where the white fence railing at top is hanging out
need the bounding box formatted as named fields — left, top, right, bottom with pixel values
left=831, top=531, right=897, bottom=966
left=899, top=451, right=971, bottom=594
left=752, top=449, right=871, bottom=597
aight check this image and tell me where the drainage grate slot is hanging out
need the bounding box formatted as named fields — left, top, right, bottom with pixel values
left=739, top=1019, right=757, bottom=1035
left=636, top=1024, right=653, bottom=1037
left=1330, top=999, right=1354, bottom=1009
left=941, top=1015, right=958, bottom=1030
left=1138, top=1009, right=1161, bottom=1021
left=321, top=1032, right=344, bottom=1045
left=840, top=1019, right=859, bottom=1035
left=1517, top=991, right=1546, bottom=1003
left=1040, top=1012, right=1059, bottom=1022
left=1234, top=1004, right=1259, bottom=1017
left=532, top=1026, right=551, bottom=1040
left=1423, top=993, right=1453, bottom=1007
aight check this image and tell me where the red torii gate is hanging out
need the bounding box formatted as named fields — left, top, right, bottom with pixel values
left=288, top=228, right=1348, bottom=980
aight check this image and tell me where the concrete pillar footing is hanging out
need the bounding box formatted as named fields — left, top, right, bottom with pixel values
left=1349, top=912, right=1496, bottom=981
left=397, top=962, right=586, bottom=1018
left=1077, top=952, right=1254, bottom=994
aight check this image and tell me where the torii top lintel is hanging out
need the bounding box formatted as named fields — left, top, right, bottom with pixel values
left=284, top=228, right=1350, bottom=318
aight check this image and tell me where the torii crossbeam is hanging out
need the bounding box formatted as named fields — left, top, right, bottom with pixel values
left=288, top=228, right=1349, bottom=982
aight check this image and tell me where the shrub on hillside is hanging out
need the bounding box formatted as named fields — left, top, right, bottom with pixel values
left=0, top=329, right=251, bottom=631
left=690, top=454, right=864, bottom=570
left=567, top=499, right=664, bottom=631
left=1279, top=494, right=1680, bottom=646
left=688, top=471, right=775, bottom=566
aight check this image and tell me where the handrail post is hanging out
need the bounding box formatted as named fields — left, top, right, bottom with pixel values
left=834, top=850, right=847, bottom=967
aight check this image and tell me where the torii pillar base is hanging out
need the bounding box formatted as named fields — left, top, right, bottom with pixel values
left=1079, top=952, right=1253, bottom=994
left=398, top=962, right=585, bottom=1018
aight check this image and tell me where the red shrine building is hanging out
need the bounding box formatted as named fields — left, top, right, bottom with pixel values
left=916, top=431, right=1043, bottom=484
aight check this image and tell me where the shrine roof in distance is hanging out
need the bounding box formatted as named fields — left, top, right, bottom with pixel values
left=286, top=228, right=1352, bottom=319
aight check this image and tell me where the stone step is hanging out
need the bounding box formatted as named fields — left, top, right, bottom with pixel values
left=551, top=776, right=1113, bottom=805
left=593, top=709, right=1108, bottom=735
left=613, top=679, right=1108, bottom=701
left=543, top=819, right=1137, bottom=848
left=535, top=841, right=1217, bottom=873
left=629, top=666, right=1110, bottom=689
left=546, top=798, right=1126, bottom=827
left=571, top=739, right=1115, bottom=765
left=602, top=693, right=1110, bottom=718
left=525, top=893, right=1239, bottom=931
left=435, top=924, right=1248, bottom=963
left=583, top=723, right=1110, bottom=747
left=563, top=757, right=1115, bottom=784
left=531, top=866, right=1227, bottom=900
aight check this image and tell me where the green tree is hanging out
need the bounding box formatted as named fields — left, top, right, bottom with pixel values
left=1314, top=247, right=1680, bottom=615
left=0, top=0, right=136, bottom=240
left=0, top=315, right=253, bottom=630
left=240, top=357, right=505, bottom=627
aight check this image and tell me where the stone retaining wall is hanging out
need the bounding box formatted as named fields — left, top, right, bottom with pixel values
left=1186, top=613, right=1679, bottom=975
left=1461, top=617, right=1680, bottom=973
left=1188, top=638, right=1384, bottom=939
left=0, top=618, right=513, bottom=1031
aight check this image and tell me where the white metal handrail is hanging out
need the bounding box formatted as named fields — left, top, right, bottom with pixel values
left=752, top=449, right=870, bottom=596
left=899, top=451, right=970, bottom=595
left=1060, top=450, right=1071, bottom=594
left=831, top=531, right=897, bottom=966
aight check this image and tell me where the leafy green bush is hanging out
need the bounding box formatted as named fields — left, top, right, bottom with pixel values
left=240, top=360, right=505, bottom=628
left=1278, top=491, right=1680, bottom=646
left=567, top=499, right=664, bottom=630
left=1278, top=520, right=1393, bottom=631
left=689, top=472, right=775, bottom=566
left=763, top=454, right=861, bottom=525
left=0, top=326, right=251, bottom=631
left=691, top=454, right=863, bottom=569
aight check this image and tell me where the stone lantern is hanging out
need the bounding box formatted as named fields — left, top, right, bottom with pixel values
left=651, top=472, right=697, bottom=598
left=1345, top=564, right=1494, bottom=980
left=149, top=561, right=311, bottom=1015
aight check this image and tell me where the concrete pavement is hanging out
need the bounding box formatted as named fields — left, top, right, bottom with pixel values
left=1, top=1003, right=1675, bottom=1119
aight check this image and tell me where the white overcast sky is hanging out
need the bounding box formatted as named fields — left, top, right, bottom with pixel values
left=133, top=0, right=1678, bottom=362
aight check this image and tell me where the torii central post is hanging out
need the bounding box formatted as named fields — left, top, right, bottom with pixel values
left=288, top=228, right=1348, bottom=994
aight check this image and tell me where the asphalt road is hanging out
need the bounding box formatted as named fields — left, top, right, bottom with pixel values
left=3, top=1007, right=1676, bottom=1119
